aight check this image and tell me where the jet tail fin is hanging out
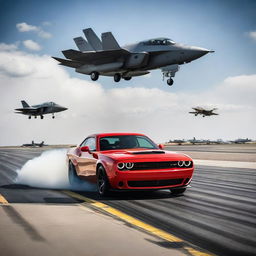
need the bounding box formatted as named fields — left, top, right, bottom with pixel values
left=73, top=37, right=94, bottom=52
left=83, top=28, right=103, bottom=51
left=101, top=32, right=121, bottom=50
left=21, top=100, right=29, bottom=108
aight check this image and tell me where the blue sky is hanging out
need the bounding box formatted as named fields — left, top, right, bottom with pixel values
left=0, top=0, right=255, bottom=145
left=1, top=0, right=255, bottom=92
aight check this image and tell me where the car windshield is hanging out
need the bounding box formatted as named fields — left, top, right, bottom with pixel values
left=99, top=135, right=158, bottom=151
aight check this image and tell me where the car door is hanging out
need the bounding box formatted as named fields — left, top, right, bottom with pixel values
left=76, top=137, right=97, bottom=179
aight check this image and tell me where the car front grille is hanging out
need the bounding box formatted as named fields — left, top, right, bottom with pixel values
left=128, top=178, right=183, bottom=187
left=131, top=161, right=192, bottom=170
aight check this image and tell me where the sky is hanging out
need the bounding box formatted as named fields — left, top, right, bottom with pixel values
left=0, top=0, right=255, bottom=146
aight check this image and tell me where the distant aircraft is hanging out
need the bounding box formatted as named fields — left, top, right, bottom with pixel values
left=189, top=107, right=218, bottom=117
left=189, top=137, right=210, bottom=144
left=15, top=100, right=68, bottom=119
left=22, top=141, right=46, bottom=147
left=52, top=28, right=214, bottom=86
left=230, top=138, right=252, bottom=144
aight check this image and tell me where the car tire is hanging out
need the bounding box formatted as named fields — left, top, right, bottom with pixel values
left=68, top=161, right=81, bottom=186
left=170, top=188, right=186, bottom=195
left=97, top=166, right=110, bottom=196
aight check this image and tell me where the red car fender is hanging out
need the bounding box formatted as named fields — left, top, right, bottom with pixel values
left=96, top=157, right=116, bottom=180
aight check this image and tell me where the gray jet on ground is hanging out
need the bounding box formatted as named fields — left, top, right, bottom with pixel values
left=189, top=107, right=218, bottom=117
left=52, top=28, right=214, bottom=86
left=15, top=100, right=68, bottom=119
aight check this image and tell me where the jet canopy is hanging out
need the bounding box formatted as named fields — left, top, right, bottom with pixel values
left=143, top=38, right=175, bottom=46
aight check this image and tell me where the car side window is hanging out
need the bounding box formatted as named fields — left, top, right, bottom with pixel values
left=137, top=137, right=155, bottom=148
left=81, top=137, right=96, bottom=151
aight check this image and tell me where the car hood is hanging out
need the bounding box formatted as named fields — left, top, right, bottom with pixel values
left=99, top=149, right=192, bottom=162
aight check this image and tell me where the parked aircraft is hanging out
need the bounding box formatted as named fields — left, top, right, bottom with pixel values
left=53, top=28, right=214, bottom=86
left=22, top=141, right=46, bottom=147
left=189, top=107, right=218, bottom=117
left=15, top=101, right=68, bottom=119
left=230, top=138, right=252, bottom=144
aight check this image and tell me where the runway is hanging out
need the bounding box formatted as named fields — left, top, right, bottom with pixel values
left=0, top=147, right=255, bottom=256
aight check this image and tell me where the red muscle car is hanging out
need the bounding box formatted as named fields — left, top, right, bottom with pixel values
left=67, top=133, right=194, bottom=196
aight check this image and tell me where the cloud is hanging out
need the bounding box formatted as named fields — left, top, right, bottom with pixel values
left=0, top=43, right=18, bottom=51
left=16, top=22, right=52, bottom=38
left=0, top=46, right=255, bottom=146
left=23, top=40, right=41, bottom=51
left=16, top=22, right=38, bottom=32
left=247, top=31, right=256, bottom=41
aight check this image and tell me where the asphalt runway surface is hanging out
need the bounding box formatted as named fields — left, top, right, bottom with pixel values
left=0, top=147, right=255, bottom=256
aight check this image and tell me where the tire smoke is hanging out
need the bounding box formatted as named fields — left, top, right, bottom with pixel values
left=15, top=149, right=96, bottom=191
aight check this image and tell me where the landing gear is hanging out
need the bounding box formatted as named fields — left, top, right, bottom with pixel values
left=124, top=77, right=132, bottom=81
left=162, top=64, right=179, bottom=87
left=28, top=116, right=31, bottom=119
left=90, top=71, right=99, bottom=81
left=167, top=78, right=174, bottom=86
left=114, top=73, right=121, bottom=82
left=52, top=115, right=55, bottom=119
left=40, top=115, right=44, bottom=119
left=34, top=116, right=37, bottom=119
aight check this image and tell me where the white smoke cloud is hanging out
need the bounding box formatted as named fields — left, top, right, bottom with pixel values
left=0, top=44, right=255, bottom=146
left=15, top=149, right=96, bottom=191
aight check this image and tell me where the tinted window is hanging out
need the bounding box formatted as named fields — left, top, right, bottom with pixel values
left=99, top=135, right=157, bottom=151
left=81, top=137, right=96, bottom=151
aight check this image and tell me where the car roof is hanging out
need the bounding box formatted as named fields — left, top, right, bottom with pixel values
left=88, top=132, right=146, bottom=138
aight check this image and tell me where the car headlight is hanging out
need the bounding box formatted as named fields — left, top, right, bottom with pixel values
left=125, top=162, right=134, bottom=169
left=184, top=161, right=191, bottom=167
left=178, top=161, right=184, bottom=167
left=117, top=162, right=134, bottom=170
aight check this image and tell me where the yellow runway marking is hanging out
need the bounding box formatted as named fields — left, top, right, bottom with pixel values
left=0, top=194, right=8, bottom=205
left=63, top=190, right=215, bottom=256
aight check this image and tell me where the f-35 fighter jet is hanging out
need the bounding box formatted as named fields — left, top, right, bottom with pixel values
left=15, top=100, right=68, bottom=119
left=53, top=28, right=214, bottom=86
left=189, top=107, right=218, bottom=117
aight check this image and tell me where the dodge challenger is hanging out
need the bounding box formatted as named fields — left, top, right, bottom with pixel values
left=67, top=133, right=194, bottom=196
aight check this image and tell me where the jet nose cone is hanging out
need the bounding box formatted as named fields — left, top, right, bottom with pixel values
left=185, top=46, right=214, bottom=62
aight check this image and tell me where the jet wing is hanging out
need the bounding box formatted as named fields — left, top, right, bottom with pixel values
left=52, top=57, right=83, bottom=68
left=61, top=49, right=131, bottom=64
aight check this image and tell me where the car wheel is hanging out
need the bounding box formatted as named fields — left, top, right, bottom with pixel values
left=97, top=166, right=110, bottom=196
left=170, top=188, right=186, bottom=195
left=68, top=161, right=81, bottom=186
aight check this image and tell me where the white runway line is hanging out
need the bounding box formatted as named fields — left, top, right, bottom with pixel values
left=194, top=160, right=256, bottom=169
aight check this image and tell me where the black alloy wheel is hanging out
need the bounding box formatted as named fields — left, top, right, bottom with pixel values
left=68, top=161, right=81, bottom=186
left=97, top=166, right=110, bottom=196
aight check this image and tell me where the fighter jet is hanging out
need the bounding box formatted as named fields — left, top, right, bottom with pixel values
left=15, top=100, right=68, bottom=119
left=22, top=141, right=46, bottom=147
left=52, top=28, right=214, bottom=86
left=189, top=107, right=219, bottom=117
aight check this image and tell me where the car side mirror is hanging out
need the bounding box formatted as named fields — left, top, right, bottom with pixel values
left=80, top=146, right=90, bottom=153
left=158, top=144, right=164, bottom=149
